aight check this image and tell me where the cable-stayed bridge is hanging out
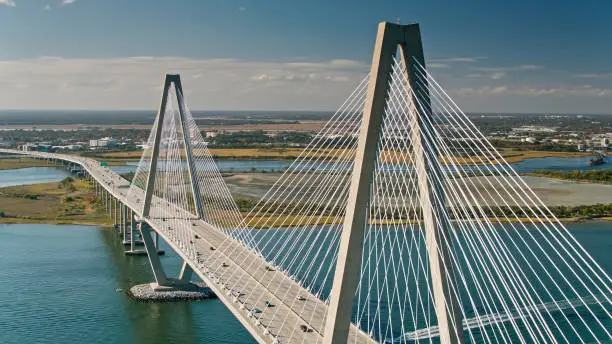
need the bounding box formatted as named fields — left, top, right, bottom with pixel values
left=2, top=22, right=611, bottom=344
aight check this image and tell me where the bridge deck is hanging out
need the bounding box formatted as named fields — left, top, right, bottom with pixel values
left=2, top=149, right=375, bottom=344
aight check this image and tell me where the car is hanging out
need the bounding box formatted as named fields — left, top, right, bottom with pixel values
left=264, top=301, right=274, bottom=307
left=295, top=295, right=306, bottom=301
left=222, top=262, right=229, bottom=267
left=251, top=308, right=262, bottom=314
left=299, top=325, right=312, bottom=333
left=210, top=246, right=216, bottom=251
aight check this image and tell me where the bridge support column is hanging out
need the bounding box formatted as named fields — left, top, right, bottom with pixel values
left=323, top=22, right=464, bottom=344
left=120, top=203, right=125, bottom=239
left=113, top=198, right=118, bottom=230
left=137, top=219, right=169, bottom=286
left=130, top=209, right=135, bottom=251
left=179, top=261, right=194, bottom=284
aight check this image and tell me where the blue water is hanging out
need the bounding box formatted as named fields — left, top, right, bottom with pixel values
left=253, top=222, right=612, bottom=343
left=0, top=224, right=255, bottom=344
left=109, top=156, right=610, bottom=174
left=0, top=222, right=608, bottom=343
left=0, top=167, right=71, bottom=187
left=512, top=156, right=610, bottom=173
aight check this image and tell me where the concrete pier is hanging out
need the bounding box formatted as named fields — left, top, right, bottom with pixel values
left=127, top=281, right=216, bottom=302
left=125, top=249, right=165, bottom=256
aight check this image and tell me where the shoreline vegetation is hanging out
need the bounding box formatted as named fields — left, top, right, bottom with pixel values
left=0, top=177, right=111, bottom=226
left=77, top=148, right=593, bottom=164
left=0, top=148, right=595, bottom=172
left=526, top=169, right=612, bottom=185
left=236, top=198, right=612, bottom=229
left=0, top=177, right=609, bottom=228
left=0, top=152, right=609, bottom=228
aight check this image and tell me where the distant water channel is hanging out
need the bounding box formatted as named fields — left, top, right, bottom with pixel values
left=0, top=166, right=71, bottom=188
left=111, top=156, right=610, bottom=174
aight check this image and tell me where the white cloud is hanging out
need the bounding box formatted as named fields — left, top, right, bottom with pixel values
left=491, top=72, right=506, bottom=80
left=0, top=57, right=368, bottom=110
left=431, top=57, right=482, bottom=63
left=61, top=0, right=76, bottom=5
left=452, top=84, right=612, bottom=98
left=0, top=0, right=16, bottom=7
left=574, top=72, right=612, bottom=79
left=238, top=6, right=246, bottom=11
left=1, top=56, right=609, bottom=113
left=429, top=63, right=449, bottom=69
left=42, top=4, right=51, bottom=11
left=474, top=65, right=542, bottom=73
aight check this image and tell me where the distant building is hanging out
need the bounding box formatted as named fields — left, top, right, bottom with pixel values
left=21, top=143, right=51, bottom=152
left=89, top=137, right=117, bottom=149
left=602, top=137, right=610, bottom=148
left=205, top=132, right=217, bottom=138
left=522, top=137, right=537, bottom=143
left=52, top=145, right=82, bottom=151
left=577, top=143, right=586, bottom=151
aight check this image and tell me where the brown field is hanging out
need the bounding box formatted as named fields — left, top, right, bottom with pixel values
left=87, top=147, right=593, bottom=165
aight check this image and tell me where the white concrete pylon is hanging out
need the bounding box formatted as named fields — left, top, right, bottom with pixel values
left=142, top=74, right=204, bottom=220
left=323, top=21, right=464, bottom=344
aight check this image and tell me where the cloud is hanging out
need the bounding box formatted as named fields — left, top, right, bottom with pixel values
left=42, top=4, right=51, bottom=11
left=0, top=0, right=16, bottom=7
left=238, top=6, right=246, bottom=11
left=574, top=72, right=612, bottom=79
left=1, top=56, right=609, bottom=113
left=0, top=57, right=368, bottom=110
left=491, top=72, right=506, bottom=80
left=430, top=57, right=482, bottom=63
left=429, top=63, right=449, bottom=69
left=474, top=65, right=542, bottom=73
left=61, top=0, right=76, bottom=5
left=468, top=64, right=542, bottom=80
left=452, top=84, right=612, bottom=98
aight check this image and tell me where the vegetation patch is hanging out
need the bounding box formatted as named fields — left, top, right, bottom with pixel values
left=0, top=157, right=49, bottom=170
left=0, top=177, right=110, bottom=226
left=528, top=169, right=612, bottom=184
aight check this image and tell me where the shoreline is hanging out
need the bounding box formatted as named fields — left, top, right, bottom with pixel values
left=0, top=217, right=113, bottom=227
left=523, top=173, right=612, bottom=185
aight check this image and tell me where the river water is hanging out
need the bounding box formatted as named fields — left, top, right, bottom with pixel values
left=0, top=222, right=609, bottom=343
left=0, top=224, right=256, bottom=344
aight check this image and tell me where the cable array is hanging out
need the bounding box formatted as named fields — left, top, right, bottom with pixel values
left=127, top=83, right=250, bottom=261
left=126, top=66, right=610, bottom=344
left=352, top=57, right=611, bottom=343
left=209, top=57, right=610, bottom=343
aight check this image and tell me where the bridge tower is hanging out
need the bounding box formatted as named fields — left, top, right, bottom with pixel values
left=323, top=22, right=464, bottom=344
left=142, top=74, right=204, bottom=220
left=138, top=74, right=201, bottom=288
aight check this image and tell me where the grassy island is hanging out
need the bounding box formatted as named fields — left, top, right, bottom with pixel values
left=0, top=157, right=50, bottom=170
left=0, top=177, right=111, bottom=226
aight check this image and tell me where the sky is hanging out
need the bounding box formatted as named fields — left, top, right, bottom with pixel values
left=0, top=0, right=610, bottom=114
